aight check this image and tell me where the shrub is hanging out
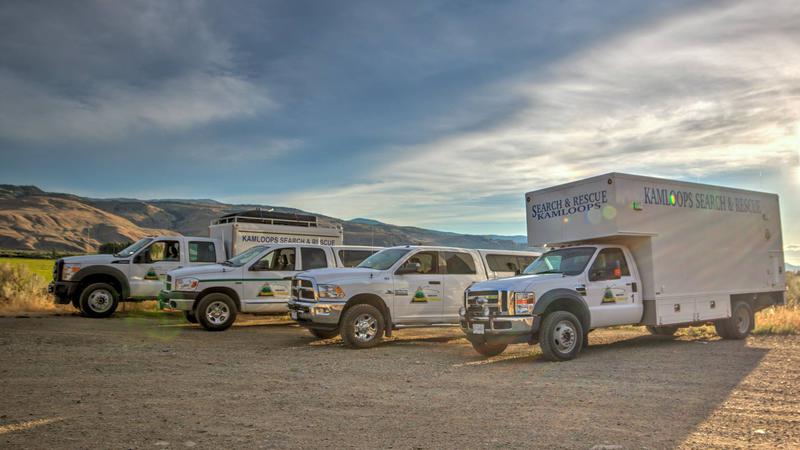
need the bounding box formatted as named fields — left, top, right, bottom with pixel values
left=0, top=263, right=67, bottom=313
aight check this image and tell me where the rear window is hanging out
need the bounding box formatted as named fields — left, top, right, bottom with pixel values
left=442, top=251, right=477, bottom=274
left=338, top=249, right=377, bottom=267
left=189, top=242, right=217, bottom=263
left=486, top=254, right=533, bottom=274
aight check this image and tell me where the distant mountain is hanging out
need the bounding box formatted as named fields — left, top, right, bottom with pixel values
left=0, top=184, right=533, bottom=253
left=787, top=263, right=799, bottom=273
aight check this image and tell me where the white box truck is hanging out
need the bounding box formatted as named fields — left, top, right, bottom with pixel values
left=50, top=209, right=346, bottom=318
left=461, top=173, right=786, bottom=361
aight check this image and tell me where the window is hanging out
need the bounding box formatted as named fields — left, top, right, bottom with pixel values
left=251, top=247, right=296, bottom=271
left=301, top=247, right=328, bottom=270
left=397, top=251, right=438, bottom=274
left=523, top=247, right=596, bottom=276
left=142, top=240, right=180, bottom=263
left=486, top=254, right=528, bottom=274
left=588, top=248, right=630, bottom=281
left=189, top=242, right=216, bottom=263
left=338, top=249, right=377, bottom=267
left=442, top=251, right=476, bottom=275
left=357, top=248, right=410, bottom=270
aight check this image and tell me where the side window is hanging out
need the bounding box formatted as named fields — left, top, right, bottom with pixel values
left=397, top=251, right=438, bottom=274
left=486, top=254, right=520, bottom=274
left=442, top=252, right=477, bottom=275
left=143, top=240, right=180, bottom=263
left=251, top=248, right=296, bottom=271
left=301, top=247, right=328, bottom=270
left=516, top=255, right=536, bottom=271
left=338, top=250, right=375, bottom=267
left=189, top=242, right=216, bottom=263
left=588, top=248, right=631, bottom=281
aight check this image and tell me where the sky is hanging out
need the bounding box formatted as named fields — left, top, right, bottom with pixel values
left=1, top=0, right=799, bottom=263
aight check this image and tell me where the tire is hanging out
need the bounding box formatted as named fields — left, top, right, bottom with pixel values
left=539, top=310, right=583, bottom=362
left=646, top=325, right=679, bottom=336
left=71, top=298, right=81, bottom=311
left=470, top=341, right=507, bottom=357
left=184, top=310, right=198, bottom=324
left=340, top=304, right=385, bottom=349
left=309, top=328, right=339, bottom=340
left=78, top=283, right=119, bottom=318
left=715, top=301, right=754, bottom=340
left=196, top=293, right=237, bottom=331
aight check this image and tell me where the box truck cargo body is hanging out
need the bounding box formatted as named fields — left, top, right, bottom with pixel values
left=526, top=173, right=785, bottom=326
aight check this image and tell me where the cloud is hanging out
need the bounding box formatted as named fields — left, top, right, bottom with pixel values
left=281, top=0, right=800, bottom=230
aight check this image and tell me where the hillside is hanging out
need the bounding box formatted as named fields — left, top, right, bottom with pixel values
left=0, top=185, right=530, bottom=253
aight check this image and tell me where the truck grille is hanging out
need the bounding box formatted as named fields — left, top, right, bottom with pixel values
left=465, top=290, right=505, bottom=315
left=291, top=278, right=316, bottom=301
left=53, top=260, right=63, bottom=282
left=165, top=275, right=172, bottom=291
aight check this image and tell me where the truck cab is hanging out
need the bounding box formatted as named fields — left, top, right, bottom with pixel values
left=50, top=236, right=224, bottom=317
left=287, top=245, right=540, bottom=347
left=160, top=244, right=380, bottom=330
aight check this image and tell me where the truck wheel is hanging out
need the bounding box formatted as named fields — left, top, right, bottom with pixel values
left=340, top=304, right=385, bottom=349
left=184, top=310, right=198, bottom=324
left=715, top=301, right=754, bottom=340
left=196, top=294, right=237, bottom=331
left=539, top=311, right=583, bottom=362
left=470, top=341, right=507, bottom=357
left=646, top=325, right=679, bottom=336
left=309, top=328, right=339, bottom=340
left=78, top=283, right=119, bottom=318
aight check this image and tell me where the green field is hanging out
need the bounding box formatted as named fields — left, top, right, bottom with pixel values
left=0, top=257, right=55, bottom=280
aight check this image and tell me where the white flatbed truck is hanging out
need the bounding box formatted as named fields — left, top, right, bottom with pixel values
left=461, top=173, right=786, bottom=361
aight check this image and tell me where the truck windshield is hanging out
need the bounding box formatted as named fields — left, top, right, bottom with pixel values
left=114, top=238, right=154, bottom=257
left=523, top=247, right=596, bottom=276
left=224, top=246, right=268, bottom=267
left=357, top=248, right=411, bottom=270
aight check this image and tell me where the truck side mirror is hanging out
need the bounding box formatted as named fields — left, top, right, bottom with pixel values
left=397, top=262, right=421, bottom=275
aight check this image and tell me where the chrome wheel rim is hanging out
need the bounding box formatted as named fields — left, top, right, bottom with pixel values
left=87, top=289, right=113, bottom=313
left=735, top=307, right=750, bottom=334
left=353, top=314, right=378, bottom=342
left=206, top=301, right=230, bottom=325
left=553, top=320, right=577, bottom=353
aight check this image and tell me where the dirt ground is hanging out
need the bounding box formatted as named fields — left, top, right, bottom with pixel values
left=0, top=312, right=798, bottom=449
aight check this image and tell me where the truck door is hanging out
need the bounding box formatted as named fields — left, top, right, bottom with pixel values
left=130, top=239, right=182, bottom=298
left=583, top=247, right=642, bottom=327
left=392, top=251, right=444, bottom=323
left=242, top=246, right=298, bottom=313
left=440, top=251, right=480, bottom=323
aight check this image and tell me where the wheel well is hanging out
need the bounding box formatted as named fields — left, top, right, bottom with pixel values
left=543, top=298, right=590, bottom=332
left=344, top=294, right=392, bottom=336
left=731, top=292, right=782, bottom=314
left=78, top=274, right=123, bottom=299
left=197, top=287, right=241, bottom=311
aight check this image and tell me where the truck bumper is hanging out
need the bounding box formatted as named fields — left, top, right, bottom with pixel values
left=288, top=299, right=345, bottom=330
left=49, top=281, right=79, bottom=305
left=158, top=290, right=197, bottom=311
left=460, top=314, right=542, bottom=346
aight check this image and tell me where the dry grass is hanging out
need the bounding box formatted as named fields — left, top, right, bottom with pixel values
left=0, top=263, right=69, bottom=314
left=753, top=307, right=800, bottom=335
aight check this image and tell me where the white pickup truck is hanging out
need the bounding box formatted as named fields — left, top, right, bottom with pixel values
left=160, top=244, right=381, bottom=331
left=50, top=236, right=225, bottom=317
left=287, top=246, right=539, bottom=346
left=462, top=173, right=786, bottom=361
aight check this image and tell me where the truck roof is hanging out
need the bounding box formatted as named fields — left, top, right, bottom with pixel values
left=382, top=245, right=537, bottom=255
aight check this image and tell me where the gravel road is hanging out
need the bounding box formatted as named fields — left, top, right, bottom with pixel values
left=0, top=313, right=798, bottom=449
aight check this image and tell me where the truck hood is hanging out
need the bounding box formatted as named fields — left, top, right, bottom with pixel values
left=168, top=264, right=234, bottom=278
left=61, top=254, right=118, bottom=265
left=299, top=267, right=381, bottom=284
left=470, top=273, right=567, bottom=292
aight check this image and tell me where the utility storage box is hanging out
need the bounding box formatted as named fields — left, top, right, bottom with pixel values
left=526, top=173, right=785, bottom=326
left=209, top=210, right=343, bottom=257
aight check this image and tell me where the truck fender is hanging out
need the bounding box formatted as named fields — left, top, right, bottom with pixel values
left=344, top=294, right=393, bottom=337
left=196, top=287, right=241, bottom=312
left=72, top=266, right=131, bottom=299
left=533, top=289, right=591, bottom=332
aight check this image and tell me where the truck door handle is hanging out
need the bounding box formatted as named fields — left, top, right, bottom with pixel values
left=429, top=281, right=441, bottom=285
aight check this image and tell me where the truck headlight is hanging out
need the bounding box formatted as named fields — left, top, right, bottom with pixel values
left=318, top=284, right=345, bottom=299
left=512, top=292, right=536, bottom=315
left=176, top=278, right=200, bottom=291
left=62, top=263, right=81, bottom=281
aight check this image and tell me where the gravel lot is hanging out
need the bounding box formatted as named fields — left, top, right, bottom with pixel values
left=0, top=312, right=798, bottom=449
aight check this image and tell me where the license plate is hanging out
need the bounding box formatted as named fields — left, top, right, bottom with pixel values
left=473, top=323, right=485, bottom=335
left=290, top=311, right=298, bottom=320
